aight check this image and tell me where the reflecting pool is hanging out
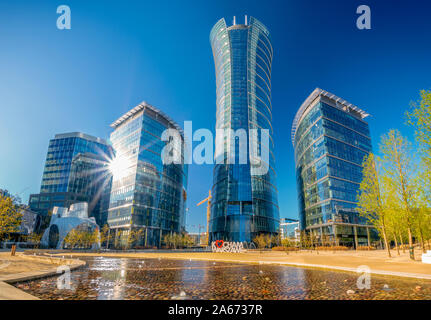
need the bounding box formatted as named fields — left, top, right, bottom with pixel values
left=15, top=257, right=431, bottom=300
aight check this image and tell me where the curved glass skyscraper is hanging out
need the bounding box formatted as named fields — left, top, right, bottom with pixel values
left=209, top=16, right=279, bottom=243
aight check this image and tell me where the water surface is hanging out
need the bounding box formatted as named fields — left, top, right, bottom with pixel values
left=15, top=256, right=431, bottom=300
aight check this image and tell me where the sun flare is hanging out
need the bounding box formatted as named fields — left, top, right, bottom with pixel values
left=108, top=155, right=131, bottom=179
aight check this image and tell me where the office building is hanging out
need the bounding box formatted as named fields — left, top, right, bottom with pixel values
left=108, top=102, right=188, bottom=248
left=29, top=132, right=113, bottom=229
left=209, top=16, right=279, bottom=243
left=279, top=218, right=300, bottom=240
left=292, top=88, right=377, bottom=247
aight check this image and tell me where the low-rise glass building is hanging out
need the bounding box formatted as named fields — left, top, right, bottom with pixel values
left=291, top=88, right=377, bottom=247
left=108, top=102, right=188, bottom=248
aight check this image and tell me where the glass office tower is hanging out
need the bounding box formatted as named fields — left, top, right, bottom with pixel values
left=29, top=132, right=113, bottom=229
left=67, top=152, right=113, bottom=226
left=209, top=16, right=279, bottom=243
left=39, top=133, right=112, bottom=194
left=292, top=88, right=377, bottom=247
left=108, top=102, right=188, bottom=248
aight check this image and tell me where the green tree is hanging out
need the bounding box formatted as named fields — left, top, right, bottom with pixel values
left=64, top=229, right=79, bottom=249
left=0, top=193, right=23, bottom=241
left=126, top=228, right=144, bottom=249
left=76, top=230, right=87, bottom=249
left=253, top=233, right=270, bottom=252
left=163, top=233, right=172, bottom=248
left=27, top=232, right=43, bottom=248
left=173, top=233, right=181, bottom=249
left=0, top=189, right=22, bottom=206
left=91, top=229, right=100, bottom=249
left=406, top=90, right=431, bottom=251
left=181, top=233, right=193, bottom=248
left=281, top=237, right=297, bottom=251
left=406, top=90, right=431, bottom=189
left=357, top=153, right=392, bottom=257
left=100, top=224, right=111, bottom=249
left=380, top=130, right=419, bottom=260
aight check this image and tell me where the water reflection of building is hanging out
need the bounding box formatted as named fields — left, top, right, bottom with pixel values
left=29, top=132, right=113, bottom=231
left=108, top=102, right=188, bottom=248
left=112, top=259, right=128, bottom=300
left=292, top=89, right=378, bottom=247
left=279, top=218, right=299, bottom=241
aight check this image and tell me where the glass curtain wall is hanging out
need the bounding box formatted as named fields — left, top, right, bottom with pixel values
left=209, top=17, right=279, bottom=243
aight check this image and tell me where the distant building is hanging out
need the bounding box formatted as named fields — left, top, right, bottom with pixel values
left=19, top=207, right=38, bottom=236
left=29, top=132, right=113, bottom=230
left=291, top=88, right=378, bottom=247
left=279, top=218, right=299, bottom=240
left=0, top=207, right=38, bottom=243
left=188, top=232, right=208, bottom=246
left=108, top=102, right=188, bottom=248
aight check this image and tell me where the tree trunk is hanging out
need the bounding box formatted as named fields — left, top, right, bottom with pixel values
left=419, top=227, right=426, bottom=252
left=398, top=232, right=405, bottom=253
left=381, top=224, right=391, bottom=258
left=407, top=227, right=415, bottom=260
left=393, top=232, right=400, bottom=255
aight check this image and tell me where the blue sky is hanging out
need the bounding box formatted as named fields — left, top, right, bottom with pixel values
left=0, top=0, right=430, bottom=233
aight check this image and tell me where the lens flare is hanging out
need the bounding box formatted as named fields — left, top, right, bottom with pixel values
left=109, top=156, right=131, bottom=179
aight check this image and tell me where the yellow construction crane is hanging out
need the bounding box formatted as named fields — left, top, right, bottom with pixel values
left=197, top=190, right=212, bottom=236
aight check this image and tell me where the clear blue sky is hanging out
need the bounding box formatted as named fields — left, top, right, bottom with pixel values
left=1, top=0, right=430, bottom=233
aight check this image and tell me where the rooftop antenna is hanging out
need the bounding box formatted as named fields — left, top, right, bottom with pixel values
left=245, top=15, right=248, bottom=25
left=233, top=16, right=236, bottom=25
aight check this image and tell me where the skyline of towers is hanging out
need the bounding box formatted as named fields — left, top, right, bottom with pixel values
left=209, top=16, right=280, bottom=243
left=25, top=17, right=379, bottom=248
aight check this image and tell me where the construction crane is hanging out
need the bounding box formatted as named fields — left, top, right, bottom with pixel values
left=197, top=190, right=212, bottom=237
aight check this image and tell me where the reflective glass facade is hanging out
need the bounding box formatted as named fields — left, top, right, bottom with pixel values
left=209, top=17, right=279, bottom=243
left=67, top=153, right=112, bottom=226
left=292, top=89, right=377, bottom=246
left=29, top=132, right=113, bottom=230
left=279, top=218, right=299, bottom=240
left=40, top=133, right=112, bottom=193
left=108, top=102, right=188, bottom=248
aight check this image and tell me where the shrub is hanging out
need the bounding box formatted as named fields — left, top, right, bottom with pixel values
left=315, top=246, right=349, bottom=251
left=272, top=246, right=298, bottom=252
left=356, top=245, right=375, bottom=250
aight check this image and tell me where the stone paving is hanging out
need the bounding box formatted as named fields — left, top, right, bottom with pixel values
left=0, top=252, right=85, bottom=300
